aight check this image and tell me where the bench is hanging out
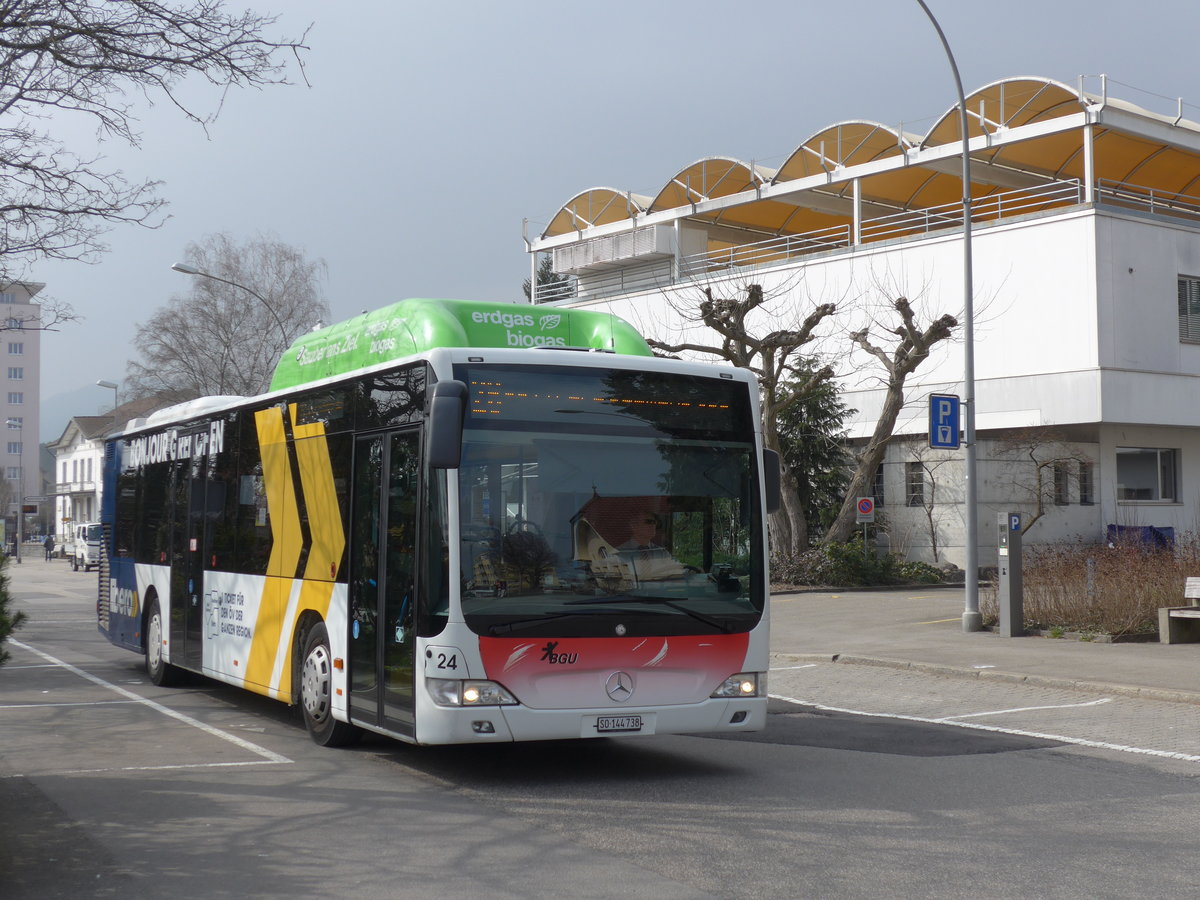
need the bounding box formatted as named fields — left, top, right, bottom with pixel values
left=1159, top=577, right=1200, bottom=643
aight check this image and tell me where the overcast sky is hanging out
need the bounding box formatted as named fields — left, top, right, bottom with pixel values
left=30, top=0, right=1200, bottom=439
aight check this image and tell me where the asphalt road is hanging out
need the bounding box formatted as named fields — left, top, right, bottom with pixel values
left=4, top=559, right=1200, bottom=899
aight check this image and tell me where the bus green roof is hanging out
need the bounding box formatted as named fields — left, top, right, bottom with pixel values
left=269, top=298, right=654, bottom=392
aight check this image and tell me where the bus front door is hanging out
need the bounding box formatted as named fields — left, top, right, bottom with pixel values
left=348, top=430, right=419, bottom=736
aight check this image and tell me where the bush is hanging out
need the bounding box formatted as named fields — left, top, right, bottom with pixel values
left=0, top=554, right=24, bottom=667
left=771, top=538, right=944, bottom=587
left=980, top=537, right=1200, bottom=636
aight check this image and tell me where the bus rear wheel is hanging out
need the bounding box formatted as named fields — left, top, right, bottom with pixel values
left=145, top=599, right=183, bottom=686
left=300, top=622, right=360, bottom=747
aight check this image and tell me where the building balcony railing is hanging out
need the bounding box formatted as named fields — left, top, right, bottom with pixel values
left=532, top=178, right=1200, bottom=305
left=55, top=480, right=97, bottom=496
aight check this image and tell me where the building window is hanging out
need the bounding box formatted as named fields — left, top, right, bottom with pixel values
left=5, top=318, right=21, bottom=330
left=1180, top=276, right=1200, bottom=342
left=1116, top=447, right=1179, bottom=501
left=72, top=459, right=78, bottom=481
left=1053, top=462, right=1070, bottom=505
left=6, top=392, right=21, bottom=404
left=5, top=466, right=18, bottom=480
left=905, top=461, right=924, bottom=507
left=6, top=441, right=20, bottom=455
left=0, top=292, right=14, bottom=304
left=7, top=367, right=22, bottom=380
left=872, top=463, right=886, bottom=507
left=61, top=461, right=67, bottom=482
left=86, top=458, right=92, bottom=482
left=1078, top=462, right=1094, bottom=505
left=8, top=342, right=22, bottom=355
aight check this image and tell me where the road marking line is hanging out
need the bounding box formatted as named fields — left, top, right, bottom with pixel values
left=3, top=663, right=60, bottom=670
left=0, top=700, right=142, bottom=709
left=769, top=664, right=818, bottom=671
left=915, top=617, right=962, bottom=624
left=936, top=698, right=1113, bottom=721
left=769, top=692, right=1200, bottom=763
left=10, top=639, right=292, bottom=766
left=3, top=761, right=287, bottom=779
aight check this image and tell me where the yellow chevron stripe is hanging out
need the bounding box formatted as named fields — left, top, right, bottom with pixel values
left=255, top=407, right=303, bottom=578
left=290, top=410, right=346, bottom=582
left=246, top=407, right=304, bottom=691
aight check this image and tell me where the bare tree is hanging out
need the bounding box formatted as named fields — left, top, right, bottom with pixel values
left=0, top=2, right=308, bottom=279
left=995, top=429, right=1094, bottom=534
left=126, top=233, right=329, bottom=399
left=825, top=295, right=957, bottom=543
left=0, top=292, right=77, bottom=332
left=645, top=282, right=837, bottom=555
left=906, top=442, right=956, bottom=563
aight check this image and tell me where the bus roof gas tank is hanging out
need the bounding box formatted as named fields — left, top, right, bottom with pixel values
left=269, top=298, right=653, bottom=391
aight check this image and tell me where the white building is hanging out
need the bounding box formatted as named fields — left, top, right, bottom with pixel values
left=48, top=416, right=110, bottom=538
left=0, top=281, right=43, bottom=544
left=526, top=76, right=1200, bottom=571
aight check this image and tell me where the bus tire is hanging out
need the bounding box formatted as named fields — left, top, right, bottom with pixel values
left=300, top=622, right=360, bottom=747
left=71, top=555, right=78, bottom=571
left=145, top=599, right=184, bottom=687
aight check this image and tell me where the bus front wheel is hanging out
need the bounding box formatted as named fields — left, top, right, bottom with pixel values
left=300, top=622, right=360, bottom=747
left=145, top=599, right=184, bottom=687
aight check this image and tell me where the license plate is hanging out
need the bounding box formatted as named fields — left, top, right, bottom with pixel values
left=597, top=715, right=643, bottom=733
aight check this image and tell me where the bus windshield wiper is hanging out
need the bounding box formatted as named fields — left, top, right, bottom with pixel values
left=486, top=610, right=624, bottom=635
left=564, top=594, right=733, bottom=633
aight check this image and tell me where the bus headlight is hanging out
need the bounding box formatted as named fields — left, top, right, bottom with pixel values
left=427, top=678, right=518, bottom=707
left=711, top=673, right=764, bottom=698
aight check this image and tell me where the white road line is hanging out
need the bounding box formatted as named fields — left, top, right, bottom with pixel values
left=769, top=664, right=818, bottom=671
left=936, top=698, right=1113, bottom=721
left=769, top=692, right=1200, bottom=763
left=10, top=639, right=292, bottom=766
left=0, top=700, right=141, bottom=709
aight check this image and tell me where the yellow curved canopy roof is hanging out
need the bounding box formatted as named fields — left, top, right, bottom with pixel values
left=540, top=76, right=1200, bottom=245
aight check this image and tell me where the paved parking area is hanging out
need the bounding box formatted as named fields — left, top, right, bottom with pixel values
left=769, top=656, right=1200, bottom=766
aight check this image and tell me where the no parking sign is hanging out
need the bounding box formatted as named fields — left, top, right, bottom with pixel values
left=856, top=497, right=875, bottom=523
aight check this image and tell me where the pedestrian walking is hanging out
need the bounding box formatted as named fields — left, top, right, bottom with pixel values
left=44, top=533, right=55, bottom=561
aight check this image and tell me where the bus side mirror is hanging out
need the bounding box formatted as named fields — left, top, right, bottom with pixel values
left=762, top=448, right=781, bottom=513
left=428, top=380, right=467, bottom=469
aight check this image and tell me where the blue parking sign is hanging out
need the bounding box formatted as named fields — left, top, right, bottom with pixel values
left=929, top=394, right=961, bottom=449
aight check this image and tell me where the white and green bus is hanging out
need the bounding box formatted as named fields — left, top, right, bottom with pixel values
left=99, top=298, right=777, bottom=746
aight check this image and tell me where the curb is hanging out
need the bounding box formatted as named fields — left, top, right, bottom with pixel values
left=771, top=651, right=1200, bottom=708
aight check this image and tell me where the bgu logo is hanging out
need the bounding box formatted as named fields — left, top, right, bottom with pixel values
left=540, top=640, right=578, bottom=665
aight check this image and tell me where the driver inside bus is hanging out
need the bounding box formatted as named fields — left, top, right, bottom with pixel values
left=619, top=510, right=690, bottom=582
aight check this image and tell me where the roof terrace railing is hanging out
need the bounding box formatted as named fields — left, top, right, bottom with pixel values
left=533, top=177, right=1200, bottom=304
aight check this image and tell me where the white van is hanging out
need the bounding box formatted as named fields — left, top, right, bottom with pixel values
left=70, top=522, right=103, bottom=572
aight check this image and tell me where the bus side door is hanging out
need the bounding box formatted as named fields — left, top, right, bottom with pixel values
left=348, top=429, right=419, bottom=736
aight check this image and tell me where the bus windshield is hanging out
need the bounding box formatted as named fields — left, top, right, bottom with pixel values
left=454, top=363, right=763, bottom=638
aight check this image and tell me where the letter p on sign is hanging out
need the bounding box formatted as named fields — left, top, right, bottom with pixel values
left=929, top=393, right=961, bottom=449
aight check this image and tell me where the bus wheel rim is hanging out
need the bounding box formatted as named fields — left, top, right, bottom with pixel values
left=302, top=645, right=332, bottom=721
left=148, top=612, right=162, bottom=670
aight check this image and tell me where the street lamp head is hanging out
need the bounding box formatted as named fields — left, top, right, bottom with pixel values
left=5, top=417, right=20, bottom=428
left=96, top=379, right=118, bottom=390
left=171, top=262, right=201, bottom=275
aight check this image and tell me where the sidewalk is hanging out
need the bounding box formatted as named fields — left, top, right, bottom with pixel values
left=769, top=585, right=1200, bottom=705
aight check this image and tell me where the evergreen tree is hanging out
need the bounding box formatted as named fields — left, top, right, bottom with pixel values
left=776, top=366, right=852, bottom=541
left=523, top=255, right=573, bottom=302
left=0, top=554, right=24, bottom=667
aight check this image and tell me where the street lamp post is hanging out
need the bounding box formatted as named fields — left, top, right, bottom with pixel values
left=916, top=0, right=981, bottom=632
left=6, top=416, right=22, bottom=564
left=96, top=379, right=118, bottom=427
left=170, top=262, right=292, bottom=347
